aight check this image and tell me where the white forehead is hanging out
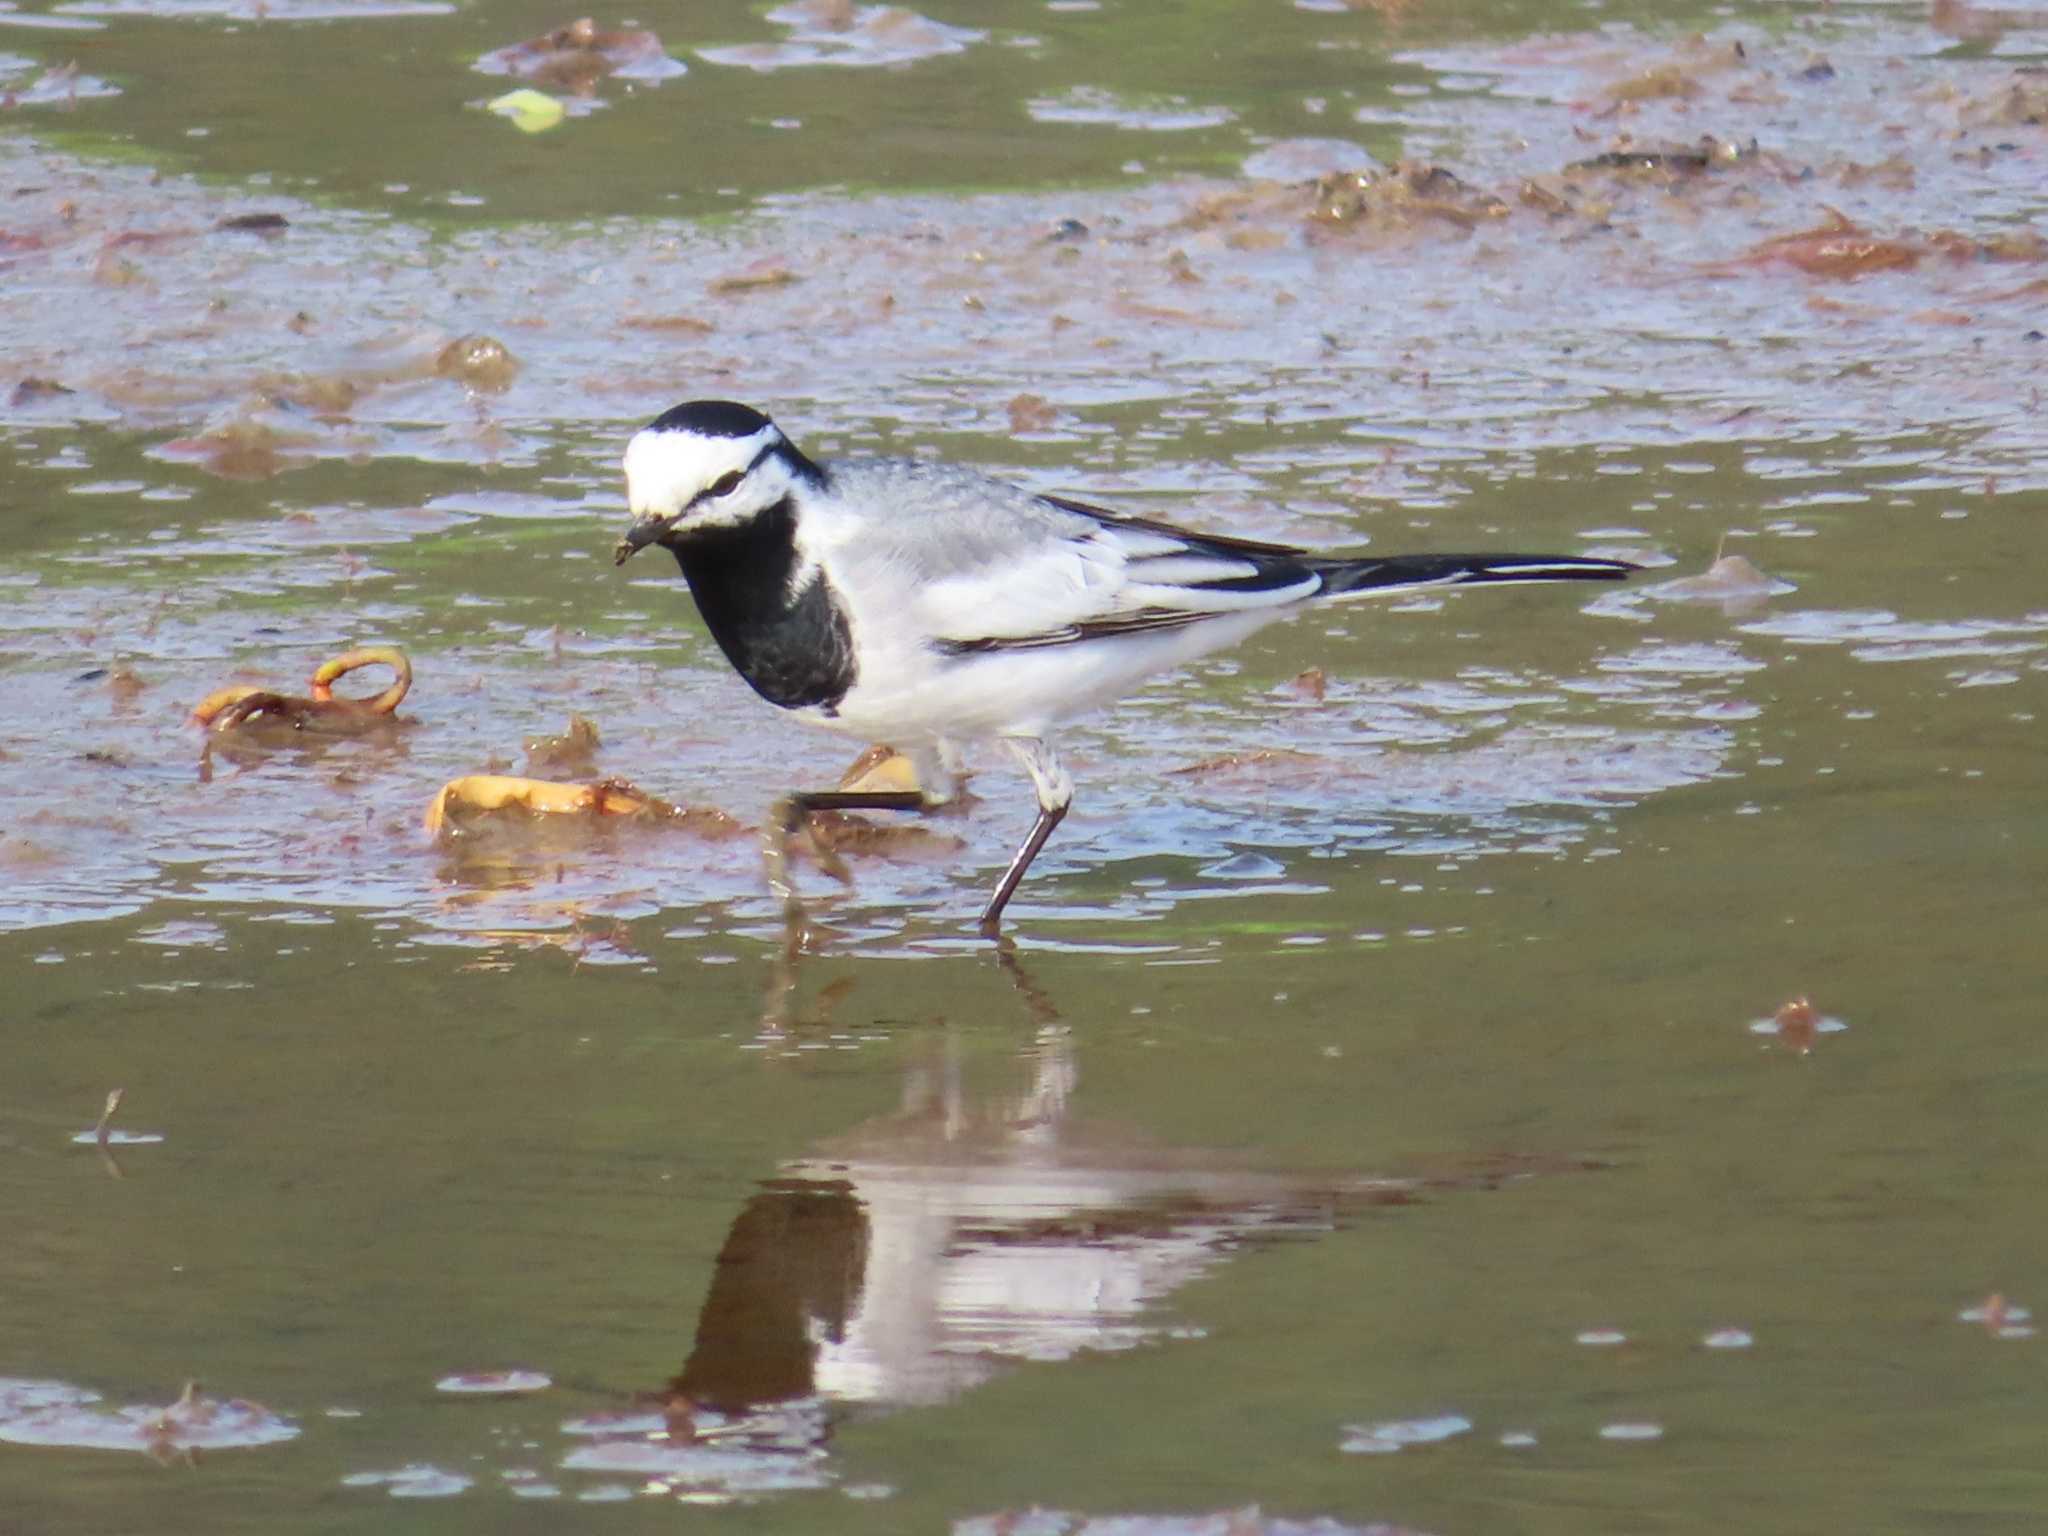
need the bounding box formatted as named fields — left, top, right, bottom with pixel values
left=623, top=422, right=780, bottom=508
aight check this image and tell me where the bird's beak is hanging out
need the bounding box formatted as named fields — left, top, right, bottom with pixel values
left=612, top=513, right=674, bottom=567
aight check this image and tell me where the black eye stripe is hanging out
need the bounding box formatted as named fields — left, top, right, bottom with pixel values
left=688, top=469, right=745, bottom=509
left=685, top=439, right=787, bottom=510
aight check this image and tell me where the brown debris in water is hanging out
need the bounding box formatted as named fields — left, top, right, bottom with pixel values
left=478, top=17, right=680, bottom=94
left=157, top=410, right=325, bottom=480
left=1605, top=61, right=1703, bottom=105
left=0, top=1376, right=296, bottom=1459
left=138, top=1381, right=288, bottom=1462
left=97, top=664, right=149, bottom=706
left=92, top=250, right=149, bottom=289
left=1276, top=667, right=1328, bottom=702
left=1958, top=1292, right=2034, bottom=1338
left=1957, top=69, right=2048, bottom=126
left=1309, top=163, right=1508, bottom=240
left=1926, top=226, right=2048, bottom=264
left=1110, top=298, right=1240, bottom=330
left=709, top=259, right=801, bottom=295
left=101, top=226, right=194, bottom=254
left=1517, top=175, right=1609, bottom=225
left=1595, top=34, right=1750, bottom=109
left=1174, top=182, right=1306, bottom=240
left=1764, top=995, right=1825, bottom=1055
left=1564, top=134, right=1758, bottom=178
left=1205, top=129, right=1770, bottom=248
left=1652, top=552, right=1785, bottom=605
left=699, top=0, right=982, bottom=70
left=1973, top=1292, right=2013, bottom=1329
left=1717, top=207, right=1924, bottom=279
left=1169, top=747, right=1332, bottom=781
left=1981, top=274, right=2048, bottom=303
left=1601, top=62, right=1699, bottom=105
left=1709, top=207, right=2047, bottom=281
left=273, top=373, right=363, bottom=416
left=1831, top=155, right=1918, bottom=191
left=1006, top=392, right=1057, bottom=434
left=523, top=714, right=603, bottom=777
left=192, top=647, right=413, bottom=734
left=621, top=312, right=715, bottom=334
left=434, top=334, right=520, bottom=392
left=1804, top=291, right=1885, bottom=323
left=10, top=376, right=74, bottom=406
left=217, top=329, right=530, bottom=429
left=801, top=809, right=963, bottom=864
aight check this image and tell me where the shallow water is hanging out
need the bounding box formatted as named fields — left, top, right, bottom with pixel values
left=3, top=0, right=2047, bottom=1530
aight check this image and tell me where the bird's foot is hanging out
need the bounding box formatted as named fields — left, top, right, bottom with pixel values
left=763, top=788, right=932, bottom=907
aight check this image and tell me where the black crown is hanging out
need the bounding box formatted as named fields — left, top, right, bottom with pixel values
left=647, top=400, right=775, bottom=439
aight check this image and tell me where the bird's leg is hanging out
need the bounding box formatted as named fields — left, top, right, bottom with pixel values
left=991, top=935, right=1061, bottom=1027
left=979, top=804, right=1067, bottom=934
left=978, top=738, right=1073, bottom=937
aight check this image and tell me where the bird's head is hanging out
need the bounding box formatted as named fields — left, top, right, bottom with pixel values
left=614, top=400, right=814, bottom=564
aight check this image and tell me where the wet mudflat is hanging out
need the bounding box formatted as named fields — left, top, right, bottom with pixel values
left=3, top=0, right=2047, bottom=1530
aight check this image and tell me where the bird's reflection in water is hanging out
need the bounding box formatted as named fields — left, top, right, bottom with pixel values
left=570, top=949, right=1601, bottom=1497
left=613, top=944, right=1481, bottom=1499
left=678, top=1021, right=1360, bottom=1418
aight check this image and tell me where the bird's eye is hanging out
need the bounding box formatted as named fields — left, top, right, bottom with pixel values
left=709, top=470, right=744, bottom=498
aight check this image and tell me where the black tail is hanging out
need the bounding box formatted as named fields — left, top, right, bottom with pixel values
left=1311, top=552, right=1637, bottom=598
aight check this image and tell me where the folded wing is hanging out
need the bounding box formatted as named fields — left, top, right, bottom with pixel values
left=812, top=461, right=1632, bottom=658
left=916, top=495, right=1328, bottom=655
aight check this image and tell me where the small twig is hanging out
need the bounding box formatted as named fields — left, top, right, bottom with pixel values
left=94, top=1088, right=126, bottom=1179
left=93, top=1088, right=123, bottom=1148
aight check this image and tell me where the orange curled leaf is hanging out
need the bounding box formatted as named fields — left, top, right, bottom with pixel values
left=189, top=684, right=266, bottom=728
left=423, top=774, right=666, bottom=836
left=193, top=647, right=412, bottom=733
left=306, top=646, right=412, bottom=713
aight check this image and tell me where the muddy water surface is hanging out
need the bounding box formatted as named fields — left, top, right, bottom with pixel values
left=2, top=0, right=2046, bottom=1531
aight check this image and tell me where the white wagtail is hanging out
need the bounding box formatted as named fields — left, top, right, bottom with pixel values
left=613, top=401, right=1635, bottom=933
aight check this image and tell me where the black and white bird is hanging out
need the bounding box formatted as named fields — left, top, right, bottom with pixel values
left=614, top=400, right=1633, bottom=933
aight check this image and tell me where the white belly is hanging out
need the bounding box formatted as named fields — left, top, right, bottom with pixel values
left=816, top=607, right=1288, bottom=743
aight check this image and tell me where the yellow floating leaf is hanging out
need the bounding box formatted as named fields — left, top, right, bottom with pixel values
left=487, top=89, right=566, bottom=134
